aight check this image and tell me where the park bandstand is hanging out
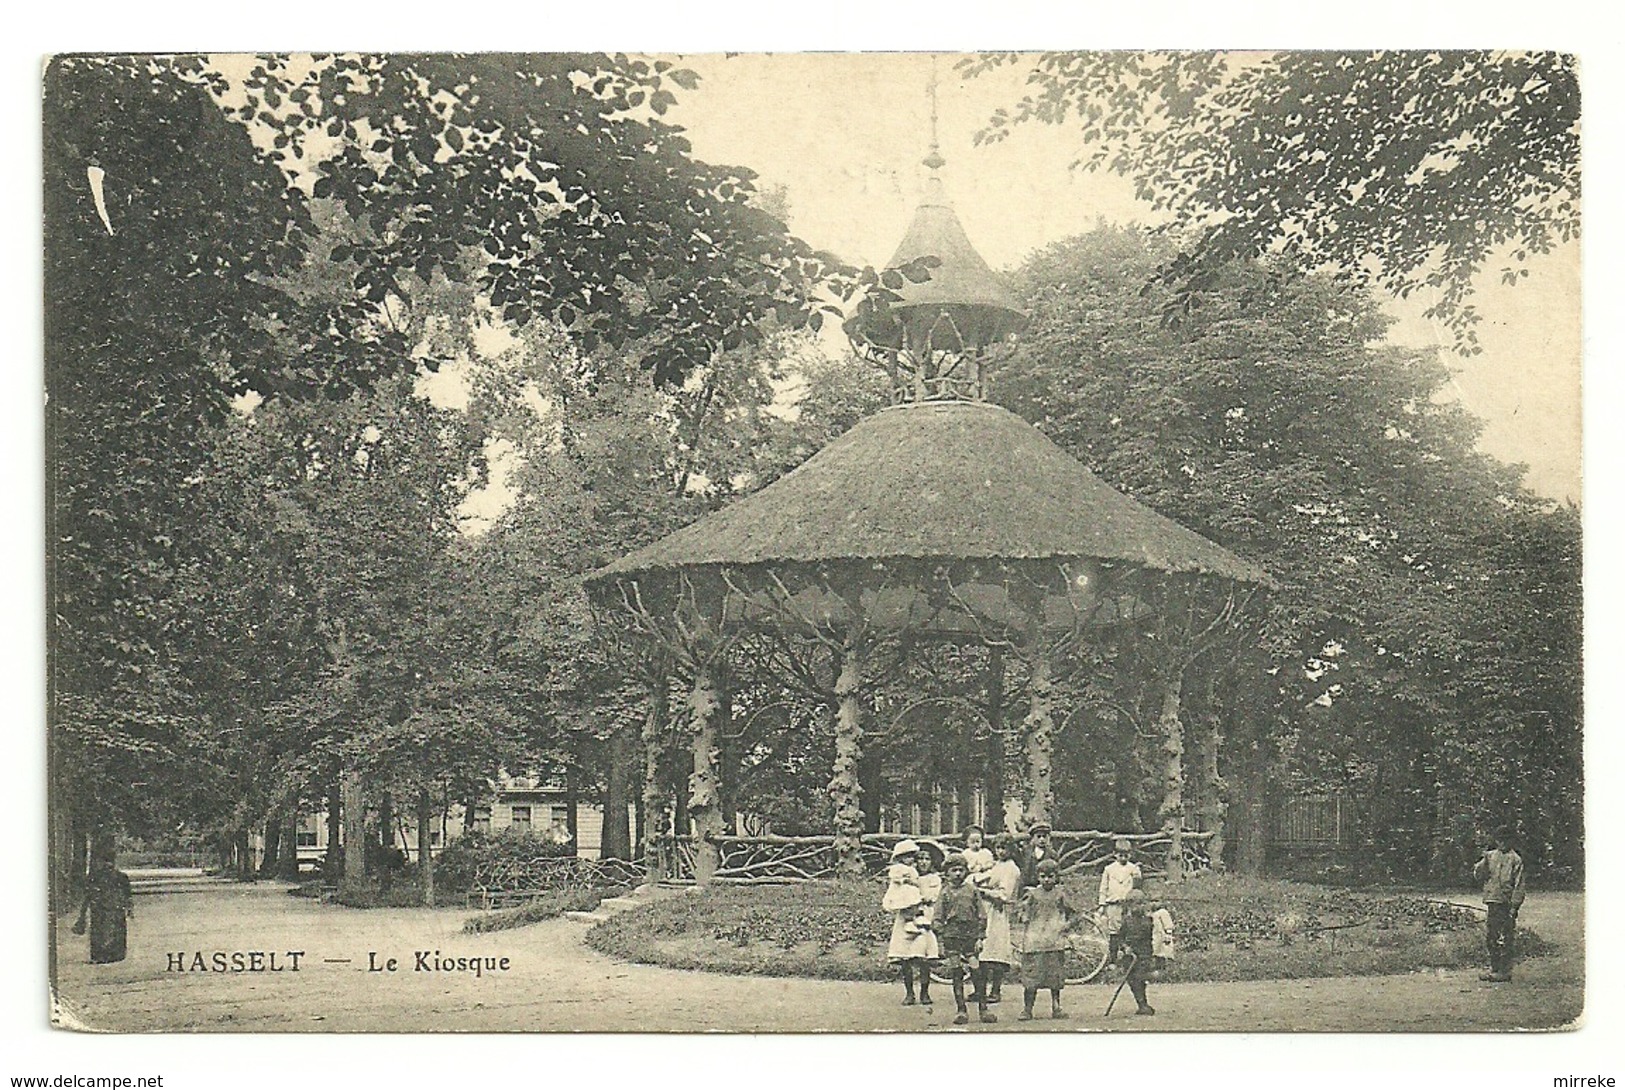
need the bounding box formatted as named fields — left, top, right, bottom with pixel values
left=582, top=150, right=1272, bottom=891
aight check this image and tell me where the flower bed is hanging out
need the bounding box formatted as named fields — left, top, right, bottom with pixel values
left=584, top=874, right=1554, bottom=984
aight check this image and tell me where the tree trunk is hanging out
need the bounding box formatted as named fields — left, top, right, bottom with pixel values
left=325, top=783, right=342, bottom=881
left=687, top=665, right=724, bottom=884
left=377, top=791, right=394, bottom=889
left=341, top=772, right=367, bottom=895
left=259, top=816, right=282, bottom=878
left=985, top=644, right=1006, bottom=830
left=858, top=733, right=884, bottom=834
left=1157, top=671, right=1187, bottom=883
left=1023, top=645, right=1055, bottom=827
left=1232, top=756, right=1269, bottom=876
left=278, top=811, right=301, bottom=881
left=642, top=672, right=670, bottom=882
left=564, top=766, right=579, bottom=853
left=602, top=722, right=635, bottom=861
left=69, top=813, right=89, bottom=897
left=417, top=789, right=435, bottom=907
left=632, top=786, right=643, bottom=860
left=830, top=638, right=867, bottom=874
left=235, top=827, right=255, bottom=880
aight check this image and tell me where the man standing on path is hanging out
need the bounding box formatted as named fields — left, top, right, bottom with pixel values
left=1473, top=825, right=1526, bottom=982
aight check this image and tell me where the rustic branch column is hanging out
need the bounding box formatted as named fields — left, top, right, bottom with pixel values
left=687, top=665, right=724, bottom=885
left=1157, top=669, right=1187, bottom=883
left=642, top=670, right=670, bottom=884
left=1199, top=710, right=1227, bottom=871
left=1023, top=643, right=1055, bottom=827
left=985, top=644, right=1007, bottom=830
left=829, top=636, right=868, bottom=875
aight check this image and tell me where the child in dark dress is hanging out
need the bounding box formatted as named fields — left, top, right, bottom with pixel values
left=1116, top=889, right=1159, bottom=1016
left=935, top=853, right=996, bottom=1025
left=1016, top=858, right=1078, bottom=1020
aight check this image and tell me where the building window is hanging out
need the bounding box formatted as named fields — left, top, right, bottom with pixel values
left=296, top=832, right=318, bottom=848
left=431, top=830, right=443, bottom=847
left=472, top=806, right=491, bottom=834
left=549, top=805, right=569, bottom=828
left=511, top=805, right=532, bottom=828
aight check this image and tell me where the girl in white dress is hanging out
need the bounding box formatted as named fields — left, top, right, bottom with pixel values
left=884, top=840, right=939, bottom=1005
left=975, top=833, right=1023, bottom=1003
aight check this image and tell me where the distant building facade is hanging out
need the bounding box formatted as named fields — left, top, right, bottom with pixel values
left=291, top=773, right=634, bottom=869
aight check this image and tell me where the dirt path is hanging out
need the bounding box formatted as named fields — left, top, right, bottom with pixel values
left=52, top=882, right=1583, bottom=1033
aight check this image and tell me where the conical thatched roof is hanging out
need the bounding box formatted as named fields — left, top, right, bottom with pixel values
left=886, top=194, right=1022, bottom=315
left=589, top=400, right=1269, bottom=585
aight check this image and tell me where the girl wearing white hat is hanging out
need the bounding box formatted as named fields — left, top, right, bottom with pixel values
left=883, top=840, right=938, bottom=1005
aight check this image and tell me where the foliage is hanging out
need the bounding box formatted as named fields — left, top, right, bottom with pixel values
left=45, top=52, right=898, bottom=868
left=964, top=51, right=1579, bottom=352
left=235, top=53, right=919, bottom=388
left=584, top=876, right=1549, bottom=983
left=431, top=828, right=577, bottom=895
left=992, top=225, right=1583, bottom=878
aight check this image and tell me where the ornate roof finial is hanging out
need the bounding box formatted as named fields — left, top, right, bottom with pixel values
left=923, top=56, right=945, bottom=174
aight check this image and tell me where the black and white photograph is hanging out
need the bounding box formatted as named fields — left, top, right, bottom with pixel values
left=34, top=39, right=1594, bottom=1057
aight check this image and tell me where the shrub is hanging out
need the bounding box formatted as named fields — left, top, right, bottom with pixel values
left=432, top=828, right=575, bottom=895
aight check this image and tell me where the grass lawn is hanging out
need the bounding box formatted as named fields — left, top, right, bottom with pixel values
left=585, top=874, right=1554, bottom=984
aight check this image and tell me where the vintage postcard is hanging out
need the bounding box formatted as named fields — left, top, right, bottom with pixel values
left=44, top=50, right=1582, bottom=1036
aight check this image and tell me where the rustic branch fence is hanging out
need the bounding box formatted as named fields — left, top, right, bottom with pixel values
left=647, top=830, right=1213, bottom=885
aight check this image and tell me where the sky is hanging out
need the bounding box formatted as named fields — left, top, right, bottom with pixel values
left=663, top=53, right=1582, bottom=503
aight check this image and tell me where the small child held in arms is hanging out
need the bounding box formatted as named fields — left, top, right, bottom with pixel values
left=1016, top=858, right=1078, bottom=1020
left=961, top=824, right=995, bottom=881
left=935, top=853, right=996, bottom=1025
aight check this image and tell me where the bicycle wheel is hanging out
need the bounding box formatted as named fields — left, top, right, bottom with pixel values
left=1065, top=915, right=1111, bottom=984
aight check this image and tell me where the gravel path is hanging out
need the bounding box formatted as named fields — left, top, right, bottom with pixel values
left=51, top=881, right=1583, bottom=1033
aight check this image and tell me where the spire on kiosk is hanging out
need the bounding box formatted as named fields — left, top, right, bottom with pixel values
left=846, top=57, right=1026, bottom=403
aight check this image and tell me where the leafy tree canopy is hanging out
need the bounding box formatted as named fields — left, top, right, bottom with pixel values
left=235, top=52, right=911, bottom=390
left=963, top=51, right=1579, bottom=352
left=996, top=224, right=1581, bottom=874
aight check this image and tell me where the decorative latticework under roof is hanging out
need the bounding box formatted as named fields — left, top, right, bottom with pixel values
left=846, top=168, right=1026, bottom=402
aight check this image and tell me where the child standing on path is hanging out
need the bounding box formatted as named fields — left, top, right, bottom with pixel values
left=884, top=840, right=936, bottom=1005
left=1474, top=826, right=1526, bottom=983
left=935, top=853, right=996, bottom=1025
left=1098, top=837, right=1142, bottom=961
left=1016, top=859, right=1077, bottom=1020
left=1115, top=889, right=1159, bottom=1016
left=976, top=833, right=1022, bottom=1004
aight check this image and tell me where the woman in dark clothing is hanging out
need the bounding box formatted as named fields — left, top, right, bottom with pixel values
left=75, top=859, right=133, bottom=964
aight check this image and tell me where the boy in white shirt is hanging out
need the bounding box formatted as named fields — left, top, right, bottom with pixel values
left=1098, top=837, right=1143, bottom=961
